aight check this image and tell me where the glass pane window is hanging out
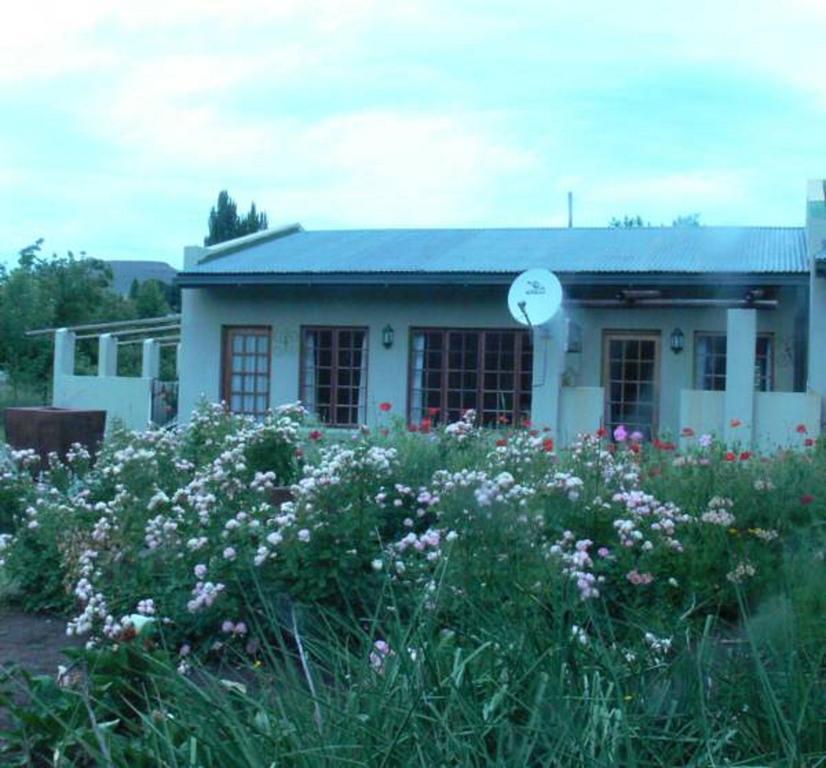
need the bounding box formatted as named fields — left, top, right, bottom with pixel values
left=222, top=327, right=271, bottom=418
left=301, top=327, right=368, bottom=427
left=694, top=333, right=774, bottom=392
left=410, top=328, right=532, bottom=427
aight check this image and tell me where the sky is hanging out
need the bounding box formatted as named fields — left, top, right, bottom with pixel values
left=1, top=0, right=825, bottom=269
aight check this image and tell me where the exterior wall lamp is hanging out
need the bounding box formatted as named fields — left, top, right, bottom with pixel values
left=670, top=327, right=685, bottom=354
left=382, top=324, right=395, bottom=349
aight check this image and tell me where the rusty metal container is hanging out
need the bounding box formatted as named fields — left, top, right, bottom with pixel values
left=3, top=407, right=106, bottom=468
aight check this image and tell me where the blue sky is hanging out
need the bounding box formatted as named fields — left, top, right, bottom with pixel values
left=1, top=0, right=824, bottom=268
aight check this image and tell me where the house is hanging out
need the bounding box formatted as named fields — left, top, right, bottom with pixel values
left=174, top=180, right=826, bottom=450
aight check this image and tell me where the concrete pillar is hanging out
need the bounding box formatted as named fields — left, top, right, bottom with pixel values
left=724, top=309, right=756, bottom=447
left=98, top=333, right=118, bottom=377
left=52, top=328, right=76, bottom=402
left=530, top=311, right=566, bottom=434
left=806, top=179, right=826, bottom=425
left=141, top=338, right=161, bottom=379
left=176, top=343, right=182, bottom=379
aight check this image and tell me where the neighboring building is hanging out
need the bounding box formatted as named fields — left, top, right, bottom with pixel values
left=174, top=182, right=826, bottom=451
left=107, top=260, right=177, bottom=295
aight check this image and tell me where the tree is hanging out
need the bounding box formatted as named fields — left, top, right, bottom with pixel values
left=204, top=190, right=268, bottom=246
left=133, top=280, right=171, bottom=319
left=609, top=215, right=650, bottom=228
left=672, top=213, right=701, bottom=227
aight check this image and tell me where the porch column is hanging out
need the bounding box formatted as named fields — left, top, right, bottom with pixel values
left=141, top=338, right=161, bottom=379
left=98, top=333, right=118, bottom=377
left=52, top=328, right=76, bottom=402
left=807, top=180, right=826, bottom=425
left=724, top=309, right=756, bottom=448
left=530, top=312, right=566, bottom=435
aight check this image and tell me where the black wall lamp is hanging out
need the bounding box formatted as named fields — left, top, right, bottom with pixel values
left=382, top=324, right=395, bottom=349
left=670, top=327, right=685, bottom=354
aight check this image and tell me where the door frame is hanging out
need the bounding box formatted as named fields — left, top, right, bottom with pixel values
left=601, top=329, right=661, bottom=438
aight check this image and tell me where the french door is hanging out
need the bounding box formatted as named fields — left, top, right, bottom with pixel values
left=221, top=326, right=272, bottom=418
left=603, top=332, right=660, bottom=440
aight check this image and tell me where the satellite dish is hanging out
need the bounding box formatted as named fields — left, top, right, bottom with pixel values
left=508, top=269, right=563, bottom=327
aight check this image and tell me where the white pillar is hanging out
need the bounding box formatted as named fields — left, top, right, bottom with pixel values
left=98, top=333, right=118, bottom=377
left=176, top=343, right=182, bottom=380
left=52, top=328, right=76, bottom=403
left=806, top=179, right=826, bottom=426
left=724, top=309, right=756, bottom=447
left=530, top=312, right=566, bottom=435
left=141, top=338, right=161, bottom=379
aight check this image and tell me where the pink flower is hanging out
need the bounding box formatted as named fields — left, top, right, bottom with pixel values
left=221, top=620, right=235, bottom=634
left=379, top=402, right=392, bottom=412
left=194, top=563, right=207, bottom=579
left=796, top=423, right=808, bottom=434
left=630, top=430, right=644, bottom=442
left=613, top=425, right=628, bottom=443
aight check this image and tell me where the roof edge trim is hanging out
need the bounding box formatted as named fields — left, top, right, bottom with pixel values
left=197, top=223, right=304, bottom=264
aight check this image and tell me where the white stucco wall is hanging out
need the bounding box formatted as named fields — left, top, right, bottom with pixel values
left=54, top=374, right=153, bottom=432
left=178, top=283, right=805, bottom=443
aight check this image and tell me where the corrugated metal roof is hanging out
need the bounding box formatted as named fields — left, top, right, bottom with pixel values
left=180, top=226, right=808, bottom=282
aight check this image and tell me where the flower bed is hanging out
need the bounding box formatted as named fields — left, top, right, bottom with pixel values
left=0, top=405, right=824, bottom=764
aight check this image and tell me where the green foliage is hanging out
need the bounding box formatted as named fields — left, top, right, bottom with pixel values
left=0, top=417, right=825, bottom=764
left=204, top=190, right=269, bottom=246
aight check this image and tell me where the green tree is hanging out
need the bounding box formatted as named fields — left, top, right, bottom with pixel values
left=672, top=213, right=701, bottom=227
left=0, top=241, right=135, bottom=396
left=609, top=215, right=649, bottom=228
left=133, top=280, right=171, bottom=319
left=204, top=190, right=268, bottom=246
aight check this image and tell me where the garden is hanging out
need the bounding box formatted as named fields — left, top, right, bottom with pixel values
left=0, top=403, right=824, bottom=766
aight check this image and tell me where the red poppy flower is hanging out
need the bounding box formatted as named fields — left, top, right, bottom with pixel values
left=805, top=438, right=815, bottom=447
left=796, top=423, right=808, bottom=434
left=498, top=414, right=510, bottom=425
left=681, top=427, right=695, bottom=437
left=730, top=418, right=742, bottom=428
left=495, top=438, right=508, bottom=447
left=379, top=402, right=392, bottom=412
left=739, top=451, right=752, bottom=461
left=630, top=443, right=641, bottom=454
left=309, top=430, right=323, bottom=441
left=420, top=417, right=432, bottom=433
left=724, top=451, right=736, bottom=462
left=800, top=494, right=815, bottom=505
left=542, top=437, right=554, bottom=453
left=427, top=406, right=440, bottom=417
left=596, top=427, right=608, bottom=438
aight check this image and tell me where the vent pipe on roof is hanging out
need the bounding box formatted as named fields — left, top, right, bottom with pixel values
left=567, top=191, right=573, bottom=228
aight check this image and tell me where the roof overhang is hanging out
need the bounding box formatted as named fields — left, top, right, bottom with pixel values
left=176, top=270, right=808, bottom=289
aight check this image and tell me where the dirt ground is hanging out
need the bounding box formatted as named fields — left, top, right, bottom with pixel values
left=0, top=611, right=81, bottom=730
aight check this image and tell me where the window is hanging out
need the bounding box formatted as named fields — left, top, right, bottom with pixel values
left=300, top=327, right=368, bottom=427
left=409, top=329, right=532, bottom=426
left=221, top=326, right=271, bottom=417
left=694, top=333, right=774, bottom=392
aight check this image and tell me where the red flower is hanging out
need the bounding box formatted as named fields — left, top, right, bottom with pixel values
left=630, top=443, right=641, bottom=454
left=730, top=418, right=742, bottom=428
left=427, top=406, right=440, bottom=417
left=542, top=437, right=554, bottom=453
left=495, top=438, right=508, bottom=447
left=739, top=451, right=752, bottom=461
left=805, top=438, right=815, bottom=447
left=724, top=451, right=736, bottom=462
left=420, top=417, right=432, bottom=433
left=407, top=423, right=419, bottom=433
left=379, top=402, right=392, bottom=412
left=498, top=414, right=510, bottom=425
left=522, top=418, right=533, bottom=428
left=309, top=430, right=323, bottom=441
left=596, top=427, right=608, bottom=438
left=796, top=423, right=808, bottom=434
left=681, top=427, right=695, bottom=437
left=800, top=494, right=815, bottom=505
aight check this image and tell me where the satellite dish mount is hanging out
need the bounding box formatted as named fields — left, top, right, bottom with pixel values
left=508, top=269, right=563, bottom=328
